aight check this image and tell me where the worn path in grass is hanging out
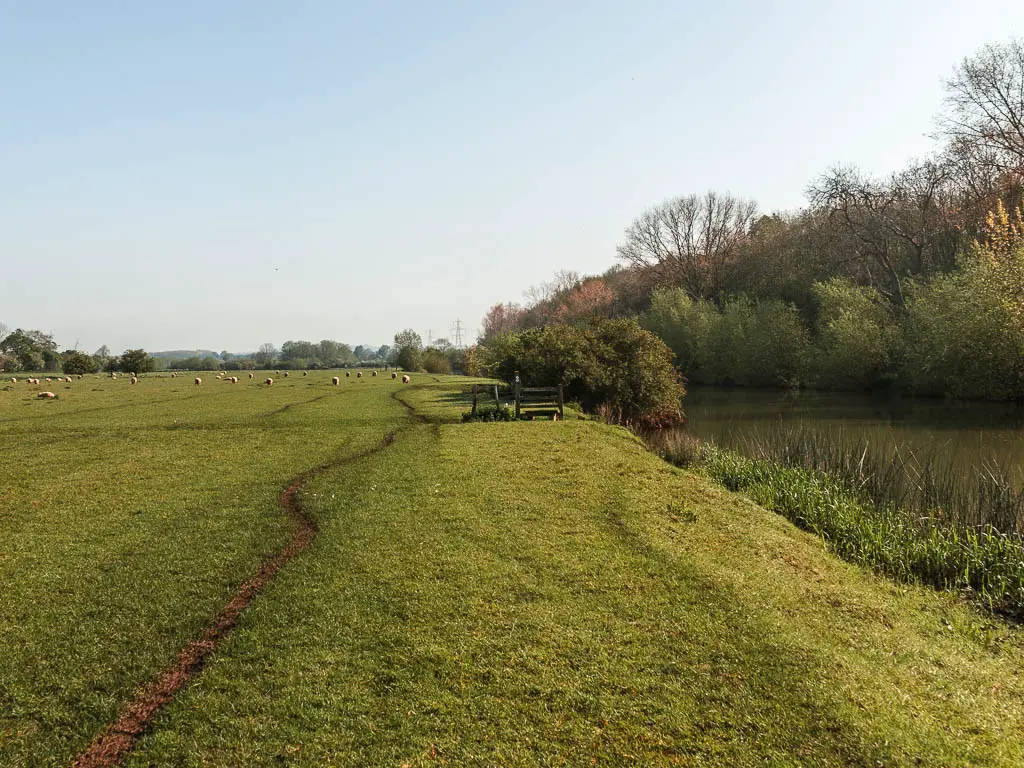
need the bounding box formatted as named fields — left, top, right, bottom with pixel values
left=111, top=381, right=1024, bottom=767
left=0, top=373, right=414, bottom=767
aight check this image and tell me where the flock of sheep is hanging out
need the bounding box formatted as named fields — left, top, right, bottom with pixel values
left=5, top=370, right=411, bottom=399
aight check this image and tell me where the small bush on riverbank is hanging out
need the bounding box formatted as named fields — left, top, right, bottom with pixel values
left=462, top=404, right=515, bottom=422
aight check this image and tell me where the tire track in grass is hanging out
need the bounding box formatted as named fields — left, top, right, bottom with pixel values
left=70, top=430, right=399, bottom=768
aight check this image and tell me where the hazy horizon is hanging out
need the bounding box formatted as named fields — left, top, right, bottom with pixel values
left=3, top=1, right=1024, bottom=352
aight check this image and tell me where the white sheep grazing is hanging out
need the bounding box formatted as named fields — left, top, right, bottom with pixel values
left=131, top=377, right=138, bottom=385
left=66, top=377, right=72, bottom=383
left=230, top=376, right=238, bottom=384
left=402, top=375, right=410, bottom=384
left=195, top=377, right=202, bottom=386
left=45, top=378, right=52, bottom=382
left=284, top=371, right=290, bottom=377
left=345, top=371, right=350, bottom=377
left=372, top=370, right=378, bottom=377
left=303, top=371, right=308, bottom=376
left=357, top=371, right=363, bottom=378
left=392, top=372, right=397, bottom=379
left=10, top=377, right=16, bottom=384
left=332, top=376, right=340, bottom=386
left=37, top=391, right=56, bottom=399
left=249, top=372, right=254, bottom=379
left=265, top=377, right=274, bottom=386
left=171, top=372, right=177, bottom=378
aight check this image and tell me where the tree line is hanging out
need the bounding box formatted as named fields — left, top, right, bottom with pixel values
left=477, top=39, right=1024, bottom=402
left=0, top=329, right=399, bottom=375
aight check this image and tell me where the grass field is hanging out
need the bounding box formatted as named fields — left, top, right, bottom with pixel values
left=2, top=373, right=1024, bottom=766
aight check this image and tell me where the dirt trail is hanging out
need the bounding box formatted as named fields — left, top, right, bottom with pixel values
left=71, top=431, right=397, bottom=768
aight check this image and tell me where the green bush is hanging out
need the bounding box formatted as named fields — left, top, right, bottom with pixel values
left=809, top=279, right=895, bottom=390
left=899, top=253, right=1024, bottom=400
left=422, top=349, right=452, bottom=374
left=462, top=404, right=515, bottom=422
left=481, top=318, right=685, bottom=427
left=639, top=287, right=714, bottom=378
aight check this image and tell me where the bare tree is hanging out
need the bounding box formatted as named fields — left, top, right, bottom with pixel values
left=616, top=191, right=758, bottom=300
left=807, top=161, right=960, bottom=305
left=939, top=39, right=1024, bottom=173
left=254, top=342, right=277, bottom=368
left=523, top=269, right=581, bottom=307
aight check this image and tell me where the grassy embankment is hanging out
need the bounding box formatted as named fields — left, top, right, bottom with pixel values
left=2, top=375, right=1024, bottom=766
left=649, top=428, right=1024, bottom=619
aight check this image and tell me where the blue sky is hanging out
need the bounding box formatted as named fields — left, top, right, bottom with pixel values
left=2, top=1, right=1023, bottom=352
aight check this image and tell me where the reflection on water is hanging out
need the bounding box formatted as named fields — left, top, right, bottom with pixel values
left=679, top=387, right=1024, bottom=476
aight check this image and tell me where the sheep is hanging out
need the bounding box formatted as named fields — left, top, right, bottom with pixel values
left=357, top=371, right=363, bottom=378
left=249, top=372, right=254, bottom=379
left=195, top=377, right=202, bottom=386
left=45, top=377, right=52, bottom=382
left=345, top=371, right=350, bottom=377
left=392, top=372, right=397, bottom=379
left=230, top=376, right=238, bottom=384
left=171, top=373, right=177, bottom=378
left=303, top=371, right=308, bottom=376
left=10, top=377, right=16, bottom=384
left=332, top=376, right=340, bottom=385
left=66, top=377, right=72, bottom=383
left=265, top=377, right=274, bottom=386
left=37, top=391, right=56, bottom=399
left=284, top=371, right=290, bottom=377
left=131, top=377, right=138, bottom=385
left=372, top=370, right=377, bottom=377
left=402, top=374, right=410, bottom=384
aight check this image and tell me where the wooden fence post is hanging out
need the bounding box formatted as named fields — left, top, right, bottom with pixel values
left=514, top=371, right=521, bottom=419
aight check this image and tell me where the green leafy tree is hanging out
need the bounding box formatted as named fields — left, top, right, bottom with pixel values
left=0, top=329, right=56, bottom=372
left=393, top=329, right=423, bottom=371
left=119, top=349, right=156, bottom=374
left=62, top=350, right=99, bottom=375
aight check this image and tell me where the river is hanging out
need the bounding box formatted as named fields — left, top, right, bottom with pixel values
left=678, top=387, right=1024, bottom=478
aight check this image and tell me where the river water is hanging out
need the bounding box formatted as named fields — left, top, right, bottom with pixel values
left=678, top=387, right=1024, bottom=477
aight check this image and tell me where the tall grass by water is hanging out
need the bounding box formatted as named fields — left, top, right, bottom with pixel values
left=646, top=427, right=1024, bottom=618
